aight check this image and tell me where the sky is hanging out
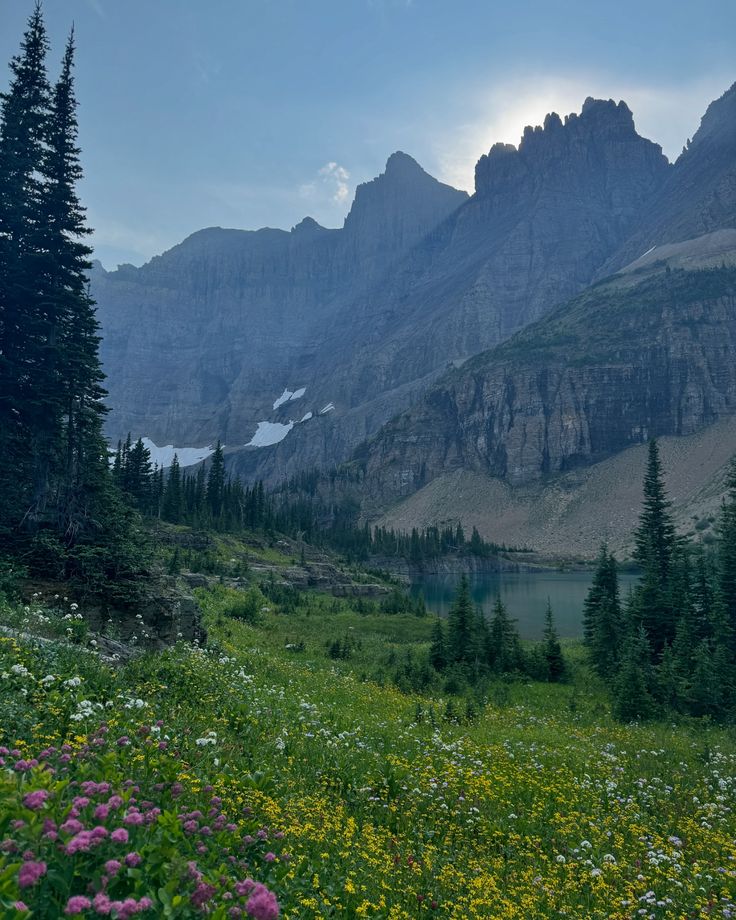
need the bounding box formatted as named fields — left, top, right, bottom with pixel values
left=1, top=0, right=734, bottom=269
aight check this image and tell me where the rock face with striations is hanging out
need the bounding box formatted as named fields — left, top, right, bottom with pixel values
left=101, top=88, right=736, bottom=496
left=93, top=153, right=467, bottom=446
left=224, top=98, right=670, bottom=484
left=355, top=250, right=736, bottom=505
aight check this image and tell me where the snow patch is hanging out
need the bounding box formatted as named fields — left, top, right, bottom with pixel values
left=320, top=403, right=335, bottom=414
left=300, top=412, right=313, bottom=422
left=273, top=386, right=307, bottom=410
left=639, top=245, right=656, bottom=259
left=247, top=421, right=294, bottom=448
left=141, top=438, right=215, bottom=469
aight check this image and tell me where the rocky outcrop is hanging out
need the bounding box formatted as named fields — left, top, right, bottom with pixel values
left=224, top=97, right=670, bottom=484
left=356, top=259, right=736, bottom=503
left=180, top=564, right=389, bottom=597
left=84, top=580, right=206, bottom=648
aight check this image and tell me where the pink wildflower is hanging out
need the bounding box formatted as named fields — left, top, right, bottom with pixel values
left=22, top=790, right=50, bottom=811
left=245, top=884, right=280, bottom=920
left=104, top=859, right=122, bottom=876
left=110, top=828, right=129, bottom=844
left=18, top=861, right=47, bottom=888
left=65, top=895, right=92, bottom=914
left=124, top=852, right=142, bottom=867
left=66, top=831, right=94, bottom=854
left=92, top=892, right=112, bottom=915
left=191, top=882, right=216, bottom=908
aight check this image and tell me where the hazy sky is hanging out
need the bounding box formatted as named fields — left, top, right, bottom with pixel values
left=1, top=0, right=734, bottom=269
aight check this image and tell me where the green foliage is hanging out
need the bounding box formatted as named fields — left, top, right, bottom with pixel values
left=194, top=583, right=268, bottom=625
left=0, top=9, right=149, bottom=602
left=542, top=600, right=566, bottom=682
left=587, top=444, right=736, bottom=722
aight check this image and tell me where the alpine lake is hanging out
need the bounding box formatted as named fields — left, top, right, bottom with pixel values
left=409, top=570, right=639, bottom=640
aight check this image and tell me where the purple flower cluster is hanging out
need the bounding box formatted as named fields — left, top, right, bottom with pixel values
left=3, top=723, right=282, bottom=918
left=18, top=860, right=47, bottom=888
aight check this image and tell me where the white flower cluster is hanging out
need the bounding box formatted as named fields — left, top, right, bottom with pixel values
left=70, top=699, right=104, bottom=722
left=195, top=730, right=218, bottom=747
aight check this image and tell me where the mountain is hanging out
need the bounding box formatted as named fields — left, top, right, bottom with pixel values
left=94, top=86, right=736, bottom=512
left=348, top=232, right=736, bottom=560
left=603, top=81, right=736, bottom=271
left=93, top=153, right=467, bottom=448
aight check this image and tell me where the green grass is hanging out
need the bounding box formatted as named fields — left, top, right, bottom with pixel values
left=3, top=586, right=736, bottom=918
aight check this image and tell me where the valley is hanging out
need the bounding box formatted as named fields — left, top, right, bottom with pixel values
left=3, top=5, right=736, bottom=919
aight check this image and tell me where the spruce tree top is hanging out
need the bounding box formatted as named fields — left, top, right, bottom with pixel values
left=633, top=440, right=676, bottom=579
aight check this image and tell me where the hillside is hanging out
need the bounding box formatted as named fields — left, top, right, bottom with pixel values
left=376, top=414, right=736, bottom=560
left=4, top=583, right=736, bottom=918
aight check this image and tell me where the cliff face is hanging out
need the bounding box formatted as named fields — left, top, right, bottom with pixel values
left=310, top=98, right=669, bottom=401
left=227, top=98, right=673, bottom=484
left=357, top=255, right=736, bottom=504
left=93, top=154, right=467, bottom=445
left=603, top=82, right=736, bottom=272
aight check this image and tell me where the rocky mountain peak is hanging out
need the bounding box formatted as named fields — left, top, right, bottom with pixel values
left=344, top=151, right=466, bottom=228
left=685, top=81, right=736, bottom=155
left=291, top=216, right=327, bottom=236
left=474, top=97, right=667, bottom=196
left=339, top=153, right=468, bottom=274
left=383, top=150, right=427, bottom=180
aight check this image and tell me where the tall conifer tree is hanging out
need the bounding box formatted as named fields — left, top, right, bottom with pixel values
left=0, top=4, right=51, bottom=535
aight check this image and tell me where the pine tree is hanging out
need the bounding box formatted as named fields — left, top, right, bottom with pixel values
left=429, top=618, right=447, bottom=671
left=583, top=544, right=622, bottom=678
left=447, top=575, right=474, bottom=664
left=631, top=440, right=678, bottom=656
left=542, top=600, right=565, bottom=682
left=718, top=457, right=736, bottom=653
left=45, top=31, right=107, bottom=527
left=634, top=440, right=676, bottom=580
left=163, top=455, right=182, bottom=523
left=206, top=441, right=225, bottom=520
left=612, top=622, right=655, bottom=722
left=123, top=438, right=153, bottom=511
left=0, top=4, right=51, bottom=535
left=488, top=597, right=522, bottom=674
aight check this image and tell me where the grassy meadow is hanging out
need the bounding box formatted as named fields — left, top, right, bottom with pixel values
left=2, top=573, right=736, bottom=919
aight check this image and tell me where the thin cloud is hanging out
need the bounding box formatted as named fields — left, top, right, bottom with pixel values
left=433, top=73, right=732, bottom=192
left=300, top=161, right=351, bottom=206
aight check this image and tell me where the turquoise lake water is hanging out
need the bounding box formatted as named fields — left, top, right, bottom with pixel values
left=409, top=571, right=638, bottom=640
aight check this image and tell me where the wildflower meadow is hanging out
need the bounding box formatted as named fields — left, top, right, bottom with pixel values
left=2, top=594, right=736, bottom=919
